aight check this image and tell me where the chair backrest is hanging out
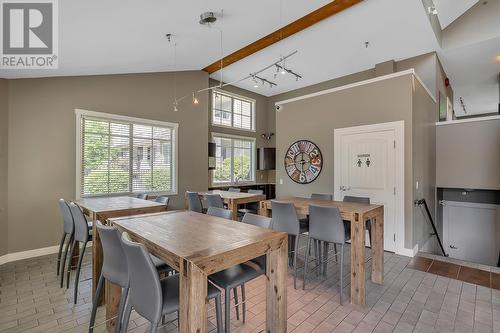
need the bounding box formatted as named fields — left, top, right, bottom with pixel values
left=242, top=213, right=272, bottom=229
left=205, top=194, right=224, bottom=208
left=121, top=232, right=162, bottom=324
left=309, top=204, right=345, bottom=244
left=96, top=222, right=128, bottom=287
left=343, top=195, right=370, bottom=204
left=228, top=188, right=240, bottom=193
left=136, top=193, right=149, bottom=200
left=186, top=191, right=203, bottom=213
left=271, top=201, right=300, bottom=236
left=311, top=193, right=333, bottom=201
left=248, top=189, right=264, bottom=195
left=155, top=195, right=169, bottom=205
left=58, top=198, right=74, bottom=235
left=207, top=207, right=232, bottom=220
left=68, top=202, right=90, bottom=243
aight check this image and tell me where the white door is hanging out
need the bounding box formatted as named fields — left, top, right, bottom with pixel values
left=334, top=127, right=397, bottom=252
left=443, top=201, right=498, bottom=266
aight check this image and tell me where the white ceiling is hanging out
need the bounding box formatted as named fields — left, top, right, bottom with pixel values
left=434, top=0, right=478, bottom=29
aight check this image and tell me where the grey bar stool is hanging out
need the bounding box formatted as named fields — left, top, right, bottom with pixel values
left=57, top=199, right=74, bottom=284
left=66, top=202, right=92, bottom=304
left=136, top=193, right=149, bottom=200
left=343, top=195, right=372, bottom=245
left=237, top=189, right=263, bottom=215
left=303, top=204, right=346, bottom=304
left=120, top=232, right=223, bottom=333
left=155, top=195, right=169, bottom=205
left=270, top=201, right=307, bottom=289
left=310, top=193, right=336, bottom=269
left=206, top=193, right=224, bottom=208
left=186, top=191, right=204, bottom=213
left=207, top=207, right=232, bottom=220
left=227, top=188, right=240, bottom=192
left=208, top=213, right=270, bottom=333
left=311, top=193, right=333, bottom=200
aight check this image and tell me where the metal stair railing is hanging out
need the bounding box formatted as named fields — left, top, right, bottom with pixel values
left=414, top=198, right=448, bottom=257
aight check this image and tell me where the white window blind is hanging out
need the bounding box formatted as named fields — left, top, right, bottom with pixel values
left=76, top=110, right=177, bottom=197
left=212, top=90, right=255, bottom=131
left=212, top=133, right=255, bottom=184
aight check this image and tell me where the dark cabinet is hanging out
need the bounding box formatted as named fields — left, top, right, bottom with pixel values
left=257, top=148, right=276, bottom=170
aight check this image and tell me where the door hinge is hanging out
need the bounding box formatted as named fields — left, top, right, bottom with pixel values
left=393, top=187, right=396, bottom=195
left=393, top=234, right=396, bottom=242
left=393, top=140, right=396, bottom=149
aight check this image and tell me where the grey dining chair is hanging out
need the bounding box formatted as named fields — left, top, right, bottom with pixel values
left=89, top=222, right=173, bottom=333
left=186, top=191, right=204, bottom=213
left=311, top=193, right=333, bottom=201
left=120, top=232, right=223, bottom=333
left=66, top=202, right=92, bottom=304
left=206, top=193, right=225, bottom=209
left=228, top=188, right=240, bottom=193
left=57, top=199, right=74, bottom=282
left=303, top=204, right=346, bottom=304
left=207, top=207, right=232, bottom=220
left=136, top=193, right=149, bottom=200
left=208, top=213, right=270, bottom=332
left=237, top=189, right=264, bottom=215
left=343, top=195, right=372, bottom=245
left=270, top=200, right=307, bottom=289
left=155, top=195, right=169, bottom=206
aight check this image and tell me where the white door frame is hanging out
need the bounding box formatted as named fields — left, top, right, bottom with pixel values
left=333, top=120, right=405, bottom=255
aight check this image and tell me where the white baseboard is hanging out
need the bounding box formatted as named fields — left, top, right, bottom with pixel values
left=396, top=244, right=419, bottom=258
left=0, top=242, right=92, bottom=266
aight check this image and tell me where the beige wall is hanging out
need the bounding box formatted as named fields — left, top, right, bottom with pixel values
left=208, top=79, right=271, bottom=186
left=436, top=119, right=500, bottom=190
left=273, top=74, right=416, bottom=248
left=7, top=71, right=209, bottom=253
left=0, top=79, right=8, bottom=256
left=396, top=52, right=438, bottom=101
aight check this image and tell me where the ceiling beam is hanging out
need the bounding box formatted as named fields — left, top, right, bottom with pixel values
left=202, top=0, right=364, bottom=74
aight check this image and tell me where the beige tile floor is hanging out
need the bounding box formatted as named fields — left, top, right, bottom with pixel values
left=1, top=244, right=500, bottom=333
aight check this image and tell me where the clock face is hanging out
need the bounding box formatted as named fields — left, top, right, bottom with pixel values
left=284, top=140, right=323, bottom=184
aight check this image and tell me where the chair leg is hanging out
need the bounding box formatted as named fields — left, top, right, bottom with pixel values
left=323, top=242, right=329, bottom=277
left=149, top=322, right=158, bottom=333
left=224, top=288, right=230, bottom=333
left=303, top=237, right=311, bottom=290
left=241, top=284, right=246, bottom=323
left=293, top=235, right=299, bottom=290
left=333, top=243, right=338, bottom=263
left=340, top=244, right=344, bottom=305
left=121, top=302, right=133, bottom=333
left=314, top=240, right=320, bottom=276
left=56, top=232, right=66, bottom=276
left=66, top=239, right=77, bottom=289
left=73, top=242, right=87, bottom=304
left=215, top=295, right=223, bottom=333
left=60, top=235, right=73, bottom=288
left=114, top=287, right=129, bottom=333
left=89, top=273, right=105, bottom=333
left=233, top=288, right=239, bottom=320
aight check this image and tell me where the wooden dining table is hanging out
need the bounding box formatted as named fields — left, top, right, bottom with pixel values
left=259, top=196, right=384, bottom=306
left=110, top=211, right=288, bottom=333
left=75, top=196, right=167, bottom=312
left=197, top=190, right=267, bottom=221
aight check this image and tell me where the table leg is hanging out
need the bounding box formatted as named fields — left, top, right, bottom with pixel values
left=92, top=213, right=104, bottom=306
left=350, top=213, right=366, bottom=305
left=229, top=199, right=238, bottom=221
left=259, top=202, right=269, bottom=217
left=371, top=209, right=384, bottom=284
left=179, top=259, right=208, bottom=333
left=266, top=236, right=287, bottom=332
left=105, top=281, right=121, bottom=331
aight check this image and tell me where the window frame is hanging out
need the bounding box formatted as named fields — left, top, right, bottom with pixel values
left=211, top=89, right=256, bottom=132
left=75, top=109, right=178, bottom=199
left=211, top=132, right=256, bottom=185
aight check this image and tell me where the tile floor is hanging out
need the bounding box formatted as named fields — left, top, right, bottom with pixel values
left=2, top=246, right=500, bottom=333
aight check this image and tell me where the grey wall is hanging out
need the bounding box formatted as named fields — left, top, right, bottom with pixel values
left=272, top=74, right=415, bottom=248
left=0, top=79, right=8, bottom=256
left=6, top=71, right=209, bottom=253
left=436, top=119, right=500, bottom=190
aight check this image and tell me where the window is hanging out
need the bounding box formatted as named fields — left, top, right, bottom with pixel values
left=212, top=89, right=255, bottom=131
left=212, top=133, right=255, bottom=184
left=76, top=109, right=178, bottom=198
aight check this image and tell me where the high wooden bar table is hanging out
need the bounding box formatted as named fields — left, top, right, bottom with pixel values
left=75, top=196, right=167, bottom=318
left=260, top=196, right=384, bottom=306
left=197, top=190, right=267, bottom=221
left=111, top=211, right=288, bottom=332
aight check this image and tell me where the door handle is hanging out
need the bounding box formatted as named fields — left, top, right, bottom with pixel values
left=340, top=186, right=351, bottom=191
left=449, top=245, right=458, bottom=249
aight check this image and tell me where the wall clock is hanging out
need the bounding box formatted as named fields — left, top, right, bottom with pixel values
left=284, top=140, right=323, bottom=184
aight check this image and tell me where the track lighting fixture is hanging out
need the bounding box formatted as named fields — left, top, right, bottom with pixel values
left=192, top=92, right=199, bottom=105
left=173, top=101, right=179, bottom=112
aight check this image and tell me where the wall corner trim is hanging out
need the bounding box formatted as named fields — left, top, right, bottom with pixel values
left=274, top=69, right=437, bottom=106
left=0, top=245, right=60, bottom=266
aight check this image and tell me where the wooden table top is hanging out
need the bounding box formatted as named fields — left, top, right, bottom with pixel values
left=76, top=196, right=166, bottom=213
left=110, top=211, right=286, bottom=274
left=200, top=190, right=264, bottom=200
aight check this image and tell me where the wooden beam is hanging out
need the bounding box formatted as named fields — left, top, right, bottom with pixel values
left=202, top=0, right=364, bottom=74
